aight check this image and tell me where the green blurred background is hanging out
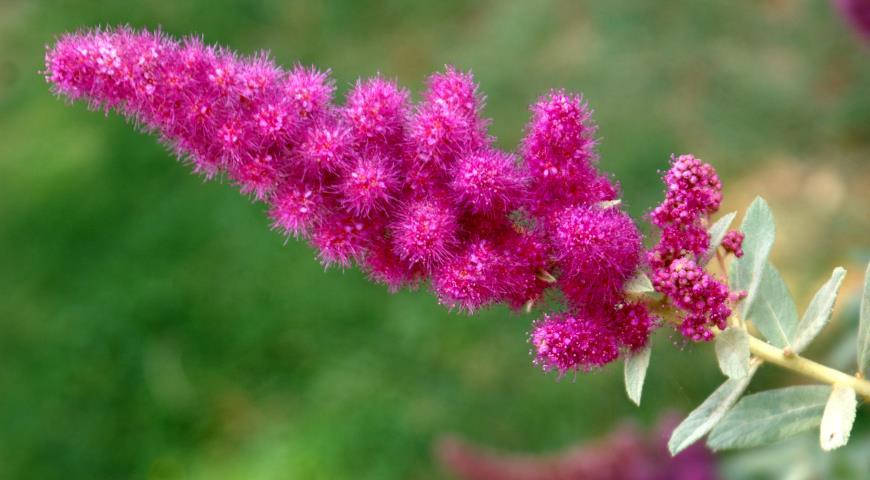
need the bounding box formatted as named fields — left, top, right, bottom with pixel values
left=0, top=1, right=868, bottom=478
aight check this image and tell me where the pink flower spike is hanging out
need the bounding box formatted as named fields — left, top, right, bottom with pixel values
left=530, top=313, right=619, bottom=374
left=610, top=302, right=656, bottom=352
left=432, top=239, right=504, bottom=313
left=834, top=0, right=870, bottom=42
left=338, top=154, right=400, bottom=216
left=284, top=64, right=334, bottom=120
left=311, top=213, right=368, bottom=268
left=522, top=90, right=597, bottom=182
left=391, top=198, right=458, bottom=269
left=344, top=76, right=409, bottom=145
left=297, top=116, right=353, bottom=176
left=268, top=178, right=324, bottom=238
left=408, top=66, right=489, bottom=167
left=553, top=205, right=642, bottom=305
left=361, top=235, right=422, bottom=292
left=450, top=149, right=526, bottom=214
left=231, top=151, right=284, bottom=201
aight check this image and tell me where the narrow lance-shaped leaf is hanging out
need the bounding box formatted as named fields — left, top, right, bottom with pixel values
left=668, top=363, right=759, bottom=455
left=792, top=267, right=846, bottom=354
left=715, top=327, right=750, bottom=379
left=702, top=211, right=737, bottom=266
left=746, top=262, right=798, bottom=349
left=820, top=384, right=857, bottom=451
left=707, top=385, right=830, bottom=451
left=730, top=197, right=775, bottom=318
left=858, top=262, right=870, bottom=376
left=624, top=345, right=651, bottom=406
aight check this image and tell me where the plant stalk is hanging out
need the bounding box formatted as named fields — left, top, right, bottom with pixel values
left=652, top=299, right=870, bottom=400
left=745, top=334, right=870, bottom=400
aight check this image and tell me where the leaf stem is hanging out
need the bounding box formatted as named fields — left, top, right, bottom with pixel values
left=651, top=299, right=870, bottom=400
left=745, top=335, right=870, bottom=400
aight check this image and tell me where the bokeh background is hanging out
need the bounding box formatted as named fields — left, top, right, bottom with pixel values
left=1, top=1, right=868, bottom=478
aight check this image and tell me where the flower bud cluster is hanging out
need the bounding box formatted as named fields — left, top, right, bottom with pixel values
left=46, top=27, right=654, bottom=374
left=721, top=230, right=745, bottom=258
left=648, top=155, right=739, bottom=341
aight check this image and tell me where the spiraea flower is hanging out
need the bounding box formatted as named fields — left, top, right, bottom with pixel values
left=338, top=154, right=400, bottom=216
left=522, top=90, right=609, bottom=216
left=450, top=149, right=526, bottom=214
left=645, top=154, right=739, bottom=341
left=432, top=239, right=505, bottom=312
left=391, top=198, right=459, bottom=269
left=552, top=204, right=642, bottom=306
left=652, top=256, right=731, bottom=341
left=721, top=230, right=745, bottom=258
left=268, top=178, right=324, bottom=238
left=610, top=302, right=656, bottom=352
left=46, top=27, right=669, bottom=373
left=530, top=313, right=620, bottom=374
left=834, top=0, right=870, bottom=42
left=343, top=76, right=410, bottom=147
left=408, top=67, right=489, bottom=167
left=283, top=65, right=335, bottom=120
left=297, top=117, right=353, bottom=176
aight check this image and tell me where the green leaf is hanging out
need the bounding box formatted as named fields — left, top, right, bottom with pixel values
left=707, top=385, right=829, bottom=451
left=668, top=363, right=759, bottom=455
left=702, top=211, right=737, bottom=265
left=624, top=271, right=654, bottom=296
left=624, top=345, right=651, bottom=406
left=792, top=267, right=846, bottom=354
left=820, top=384, right=857, bottom=451
left=730, top=198, right=776, bottom=318
left=715, top=327, right=750, bottom=379
left=746, top=262, right=798, bottom=349
left=859, top=262, right=870, bottom=376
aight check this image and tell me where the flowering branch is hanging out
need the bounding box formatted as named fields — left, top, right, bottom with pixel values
left=43, top=26, right=870, bottom=456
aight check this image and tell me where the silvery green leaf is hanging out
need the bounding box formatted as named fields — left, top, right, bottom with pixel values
left=730, top=198, right=776, bottom=318
left=624, top=271, right=654, bottom=296
left=715, top=327, right=751, bottom=379
left=746, top=262, right=798, bottom=349
left=720, top=436, right=823, bottom=480
left=668, top=363, right=759, bottom=455
left=707, top=385, right=829, bottom=451
left=624, top=345, right=651, bottom=406
left=820, top=384, right=857, bottom=451
left=702, top=211, right=737, bottom=266
left=792, top=267, right=846, bottom=354
left=858, top=262, right=870, bottom=376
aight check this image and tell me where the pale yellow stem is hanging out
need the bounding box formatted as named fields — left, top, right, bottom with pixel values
left=746, top=335, right=870, bottom=400
left=653, top=300, right=870, bottom=401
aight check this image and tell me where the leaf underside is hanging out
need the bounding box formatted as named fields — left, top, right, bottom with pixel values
left=746, top=262, right=798, bottom=349
left=624, top=345, right=652, bottom=406
left=668, top=363, right=759, bottom=455
left=730, top=197, right=775, bottom=319
left=792, top=267, right=846, bottom=354
left=707, top=385, right=830, bottom=451
left=715, top=327, right=751, bottom=379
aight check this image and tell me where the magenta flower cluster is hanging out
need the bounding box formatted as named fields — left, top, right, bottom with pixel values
left=834, top=0, right=870, bottom=42
left=647, top=155, right=743, bottom=341
left=49, top=27, right=767, bottom=374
